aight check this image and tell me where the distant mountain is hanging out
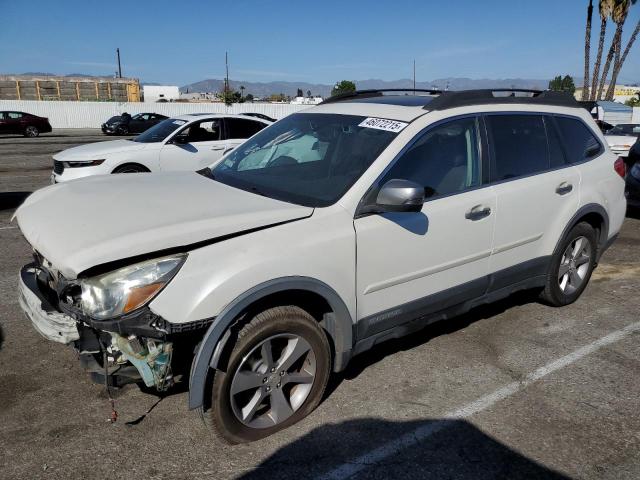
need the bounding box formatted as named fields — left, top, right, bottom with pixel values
left=180, top=77, right=550, bottom=97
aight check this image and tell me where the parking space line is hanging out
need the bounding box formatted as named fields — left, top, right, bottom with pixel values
left=0, top=226, right=17, bottom=230
left=318, top=320, right=640, bottom=480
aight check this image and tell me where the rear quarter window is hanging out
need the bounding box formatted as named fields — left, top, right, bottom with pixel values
left=554, top=117, right=602, bottom=164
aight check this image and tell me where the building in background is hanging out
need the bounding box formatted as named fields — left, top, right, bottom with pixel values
left=142, top=85, right=180, bottom=103
left=290, top=96, right=323, bottom=105
left=0, top=75, right=140, bottom=102
left=575, top=84, right=640, bottom=104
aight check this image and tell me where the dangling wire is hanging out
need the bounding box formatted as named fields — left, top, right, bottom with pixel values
left=103, top=349, right=118, bottom=423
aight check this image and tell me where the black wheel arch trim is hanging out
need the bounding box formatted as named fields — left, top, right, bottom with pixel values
left=188, top=276, right=353, bottom=411
left=556, top=203, right=609, bottom=262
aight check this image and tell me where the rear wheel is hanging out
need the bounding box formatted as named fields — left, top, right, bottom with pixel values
left=24, top=126, right=39, bottom=137
left=207, top=306, right=331, bottom=443
left=112, top=164, right=148, bottom=174
left=540, top=222, right=597, bottom=306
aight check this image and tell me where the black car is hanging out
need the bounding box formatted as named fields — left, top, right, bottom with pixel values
left=608, top=123, right=640, bottom=137
left=101, top=112, right=168, bottom=135
left=0, top=111, right=52, bottom=137
left=626, top=139, right=640, bottom=208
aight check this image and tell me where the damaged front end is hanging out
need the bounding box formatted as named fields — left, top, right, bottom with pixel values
left=18, top=254, right=209, bottom=392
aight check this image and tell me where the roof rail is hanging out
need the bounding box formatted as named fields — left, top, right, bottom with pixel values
left=423, top=89, right=580, bottom=110
left=319, top=88, right=442, bottom=105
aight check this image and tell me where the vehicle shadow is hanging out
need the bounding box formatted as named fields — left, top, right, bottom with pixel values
left=239, top=417, right=569, bottom=479
left=330, top=289, right=538, bottom=389
left=0, top=191, right=31, bottom=211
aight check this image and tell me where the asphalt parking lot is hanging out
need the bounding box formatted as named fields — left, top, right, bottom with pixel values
left=0, top=130, right=639, bottom=480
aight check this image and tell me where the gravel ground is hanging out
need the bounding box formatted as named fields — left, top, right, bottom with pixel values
left=0, top=130, right=638, bottom=480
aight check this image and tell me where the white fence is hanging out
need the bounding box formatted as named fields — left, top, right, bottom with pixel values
left=0, top=100, right=310, bottom=129
left=633, top=107, right=639, bottom=124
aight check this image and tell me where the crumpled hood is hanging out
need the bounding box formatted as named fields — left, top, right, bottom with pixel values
left=53, top=139, right=146, bottom=161
left=15, top=172, right=313, bottom=279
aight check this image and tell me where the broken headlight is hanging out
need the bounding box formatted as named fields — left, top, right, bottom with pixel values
left=79, top=254, right=187, bottom=320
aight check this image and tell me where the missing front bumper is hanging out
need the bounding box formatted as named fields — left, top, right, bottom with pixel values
left=18, top=265, right=79, bottom=344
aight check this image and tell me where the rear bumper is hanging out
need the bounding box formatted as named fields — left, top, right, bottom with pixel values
left=18, top=265, right=79, bottom=344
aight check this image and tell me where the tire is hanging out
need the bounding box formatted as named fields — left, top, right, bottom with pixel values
left=116, top=125, right=129, bottom=135
left=207, top=306, right=331, bottom=444
left=112, top=164, right=148, bottom=174
left=24, top=125, right=39, bottom=137
left=539, top=222, right=597, bottom=306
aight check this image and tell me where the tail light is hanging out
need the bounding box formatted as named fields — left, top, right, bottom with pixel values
left=614, top=157, right=626, bottom=178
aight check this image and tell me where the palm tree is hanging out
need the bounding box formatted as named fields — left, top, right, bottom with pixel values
left=240, top=85, right=245, bottom=100
left=597, top=0, right=633, bottom=100
left=590, top=0, right=615, bottom=100
left=582, top=0, right=594, bottom=100
left=605, top=0, right=638, bottom=99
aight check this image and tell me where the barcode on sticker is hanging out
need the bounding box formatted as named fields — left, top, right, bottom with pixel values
left=358, top=117, right=408, bottom=133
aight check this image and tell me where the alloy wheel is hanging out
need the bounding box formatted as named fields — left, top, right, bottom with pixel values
left=558, top=236, right=592, bottom=294
left=25, top=126, right=39, bottom=137
left=229, top=333, right=316, bottom=429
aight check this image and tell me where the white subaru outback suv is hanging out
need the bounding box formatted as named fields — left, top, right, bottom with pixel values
left=15, top=89, right=626, bottom=443
left=51, top=113, right=271, bottom=183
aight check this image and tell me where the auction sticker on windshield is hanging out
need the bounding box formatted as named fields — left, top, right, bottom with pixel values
left=358, top=117, right=408, bottom=133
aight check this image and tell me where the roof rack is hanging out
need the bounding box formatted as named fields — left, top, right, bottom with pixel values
left=423, top=89, right=580, bottom=110
left=319, top=88, right=581, bottom=110
left=319, top=88, right=442, bottom=105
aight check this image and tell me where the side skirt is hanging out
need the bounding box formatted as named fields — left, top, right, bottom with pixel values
left=352, top=257, right=549, bottom=357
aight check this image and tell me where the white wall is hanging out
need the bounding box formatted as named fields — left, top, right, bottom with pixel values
left=633, top=107, right=640, bottom=124
left=0, top=100, right=310, bottom=128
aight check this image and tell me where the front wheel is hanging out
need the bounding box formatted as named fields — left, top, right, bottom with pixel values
left=24, top=126, right=39, bottom=137
left=207, top=306, right=331, bottom=443
left=540, top=222, right=597, bottom=306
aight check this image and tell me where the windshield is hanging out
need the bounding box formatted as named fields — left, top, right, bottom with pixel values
left=133, top=118, right=186, bottom=143
left=210, top=113, right=400, bottom=207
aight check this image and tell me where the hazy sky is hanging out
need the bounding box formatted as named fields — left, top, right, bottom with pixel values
left=1, top=0, right=639, bottom=85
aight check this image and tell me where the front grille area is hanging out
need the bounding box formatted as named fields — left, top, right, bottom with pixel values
left=53, top=160, right=64, bottom=174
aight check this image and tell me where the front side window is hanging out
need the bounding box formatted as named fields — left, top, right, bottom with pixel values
left=225, top=118, right=266, bottom=139
left=555, top=117, right=602, bottom=164
left=8, top=112, right=23, bottom=119
left=379, top=117, right=482, bottom=198
left=178, top=119, right=221, bottom=142
left=486, top=114, right=548, bottom=181
left=210, top=113, right=399, bottom=207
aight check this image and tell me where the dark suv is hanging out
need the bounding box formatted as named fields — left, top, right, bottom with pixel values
left=0, top=111, right=52, bottom=137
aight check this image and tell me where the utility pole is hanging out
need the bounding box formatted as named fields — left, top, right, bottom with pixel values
left=225, top=51, right=230, bottom=93
left=413, top=59, right=416, bottom=93
left=116, top=48, right=122, bottom=78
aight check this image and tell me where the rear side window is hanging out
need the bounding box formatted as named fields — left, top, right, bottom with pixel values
left=544, top=117, right=567, bottom=168
left=486, top=115, right=549, bottom=181
left=555, top=117, right=602, bottom=164
left=8, top=112, right=23, bottom=119
left=225, top=118, right=266, bottom=139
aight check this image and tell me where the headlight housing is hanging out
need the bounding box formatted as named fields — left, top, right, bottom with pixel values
left=62, top=159, right=105, bottom=168
left=79, top=254, right=187, bottom=320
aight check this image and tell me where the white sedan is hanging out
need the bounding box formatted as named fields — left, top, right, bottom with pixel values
left=52, top=113, right=272, bottom=182
left=604, top=123, right=640, bottom=158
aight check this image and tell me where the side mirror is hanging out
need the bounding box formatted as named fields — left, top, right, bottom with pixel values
left=375, top=179, right=425, bottom=213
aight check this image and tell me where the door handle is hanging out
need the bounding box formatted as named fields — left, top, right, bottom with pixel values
left=465, top=205, right=492, bottom=220
left=211, top=146, right=225, bottom=151
left=556, top=182, right=573, bottom=195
